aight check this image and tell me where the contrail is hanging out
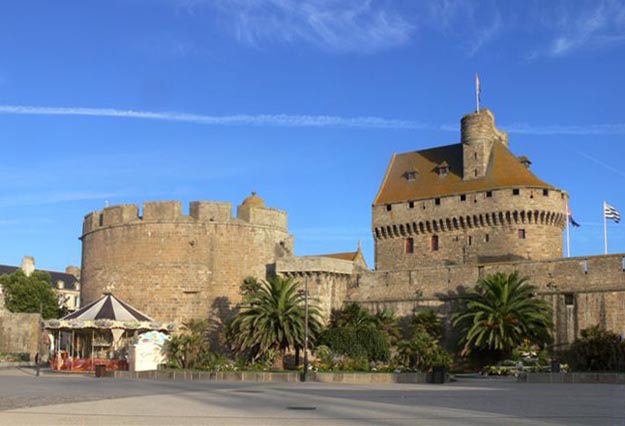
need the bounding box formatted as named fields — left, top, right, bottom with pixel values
left=0, top=104, right=425, bottom=130
left=440, top=122, right=625, bottom=135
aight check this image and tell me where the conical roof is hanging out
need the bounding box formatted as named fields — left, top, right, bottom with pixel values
left=62, top=293, right=154, bottom=322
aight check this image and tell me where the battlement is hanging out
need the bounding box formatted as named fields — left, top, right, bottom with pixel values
left=237, top=204, right=288, bottom=230
left=82, top=199, right=288, bottom=235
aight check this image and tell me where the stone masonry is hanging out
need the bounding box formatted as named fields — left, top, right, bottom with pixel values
left=80, top=193, right=292, bottom=324
left=78, top=107, right=625, bottom=347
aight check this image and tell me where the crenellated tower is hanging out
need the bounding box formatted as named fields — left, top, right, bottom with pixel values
left=80, top=193, right=293, bottom=324
left=372, top=109, right=568, bottom=271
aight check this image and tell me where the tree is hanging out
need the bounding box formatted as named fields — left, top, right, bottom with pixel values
left=228, top=275, right=322, bottom=368
left=567, top=325, right=625, bottom=372
left=411, top=309, right=444, bottom=341
left=330, top=302, right=377, bottom=329
left=397, top=330, right=451, bottom=372
left=0, top=270, right=60, bottom=319
left=452, top=272, right=553, bottom=358
left=167, top=319, right=215, bottom=369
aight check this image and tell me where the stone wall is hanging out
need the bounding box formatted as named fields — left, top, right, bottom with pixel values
left=0, top=308, right=41, bottom=361
left=348, top=254, right=625, bottom=346
left=276, top=256, right=354, bottom=320
left=81, top=200, right=293, bottom=324
left=373, top=186, right=567, bottom=270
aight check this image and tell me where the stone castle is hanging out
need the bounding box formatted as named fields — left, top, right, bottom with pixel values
left=80, top=108, right=625, bottom=347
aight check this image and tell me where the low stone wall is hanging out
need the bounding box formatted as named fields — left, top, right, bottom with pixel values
left=0, top=361, right=35, bottom=369
left=518, top=373, right=625, bottom=384
left=112, top=370, right=429, bottom=384
left=314, top=372, right=427, bottom=384
left=113, top=370, right=301, bottom=382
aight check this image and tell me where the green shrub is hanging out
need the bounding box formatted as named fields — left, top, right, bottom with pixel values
left=396, top=331, right=452, bottom=372
left=565, top=325, right=625, bottom=372
left=319, top=326, right=389, bottom=362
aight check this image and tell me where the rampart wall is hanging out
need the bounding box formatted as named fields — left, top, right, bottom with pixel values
left=276, top=256, right=354, bottom=321
left=348, top=254, right=625, bottom=346
left=373, top=186, right=567, bottom=269
left=81, top=200, right=292, bottom=324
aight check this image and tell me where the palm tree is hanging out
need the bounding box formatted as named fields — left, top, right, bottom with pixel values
left=411, top=309, right=444, bottom=341
left=330, top=302, right=376, bottom=329
left=452, top=272, right=553, bottom=357
left=228, top=275, right=322, bottom=368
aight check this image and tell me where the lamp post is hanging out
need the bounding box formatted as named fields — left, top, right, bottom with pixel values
left=302, top=279, right=309, bottom=382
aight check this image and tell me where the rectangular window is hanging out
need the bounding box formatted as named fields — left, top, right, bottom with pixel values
left=486, top=191, right=493, bottom=198
left=386, top=204, right=392, bottom=212
left=408, top=201, right=414, bottom=209
left=431, top=235, right=439, bottom=251
left=543, top=189, right=549, bottom=197
left=460, top=194, right=466, bottom=202
left=485, top=234, right=489, bottom=242
left=434, top=198, right=441, bottom=206
left=405, top=238, right=414, bottom=254
left=564, top=293, right=575, bottom=306
left=98, top=214, right=104, bottom=226
left=468, top=236, right=472, bottom=246
left=513, top=189, right=520, bottom=196
left=518, top=229, right=526, bottom=239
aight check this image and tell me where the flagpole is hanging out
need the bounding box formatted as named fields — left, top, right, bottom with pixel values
left=475, top=73, right=480, bottom=112
left=566, top=204, right=571, bottom=257
left=604, top=201, right=608, bottom=254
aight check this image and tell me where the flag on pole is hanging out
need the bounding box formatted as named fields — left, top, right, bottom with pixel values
left=475, top=73, right=481, bottom=111
left=604, top=202, right=621, bottom=223
left=567, top=206, right=580, bottom=227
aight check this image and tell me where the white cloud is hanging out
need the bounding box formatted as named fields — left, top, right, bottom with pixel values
left=184, top=0, right=415, bottom=53
left=426, top=0, right=502, bottom=56
left=534, top=0, right=625, bottom=57
left=0, top=190, right=132, bottom=208
left=0, top=104, right=425, bottom=130
left=503, top=122, right=625, bottom=136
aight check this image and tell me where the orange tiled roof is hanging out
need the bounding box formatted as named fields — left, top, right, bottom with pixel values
left=321, top=251, right=360, bottom=261
left=373, top=142, right=553, bottom=205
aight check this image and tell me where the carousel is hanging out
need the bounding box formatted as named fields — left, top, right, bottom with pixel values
left=44, top=293, right=175, bottom=372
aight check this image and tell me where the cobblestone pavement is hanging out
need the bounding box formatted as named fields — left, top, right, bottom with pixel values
left=1, top=369, right=624, bottom=425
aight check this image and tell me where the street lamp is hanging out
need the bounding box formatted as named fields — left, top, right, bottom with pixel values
left=302, top=279, right=309, bottom=382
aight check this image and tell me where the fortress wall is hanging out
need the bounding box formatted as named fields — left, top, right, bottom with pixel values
left=143, top=201, right=184, bottom=221
left=375, top=224, right=563, bottom=269
left=190, top=201, right=233, bottom=222
left=373, top=186, right=567, bottom=227
left=348, top=254, right=625, bottom=345
left=373, top=187, right=567, bottom=269
left=237, top=206, right=288, bottom=230
left=276, top=257, right=353, bottom=320
left=81, top=201, right=291, bottom=324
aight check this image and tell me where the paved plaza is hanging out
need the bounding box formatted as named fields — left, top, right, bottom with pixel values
left=0, top=368, right=624, bottom=425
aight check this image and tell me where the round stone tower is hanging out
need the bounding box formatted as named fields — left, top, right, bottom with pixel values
left=80, top=194, right=293, bottom=324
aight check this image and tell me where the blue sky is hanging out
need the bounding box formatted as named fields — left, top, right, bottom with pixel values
left=1, top=0, right=624, bottom=271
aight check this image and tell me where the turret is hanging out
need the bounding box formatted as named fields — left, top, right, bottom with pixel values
left=461, top=109, right=509, bottom=180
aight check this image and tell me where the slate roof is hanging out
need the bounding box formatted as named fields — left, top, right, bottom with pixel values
left=0, top=264, right=79, bottom=291
left=373, top=142, right=553, bottom=206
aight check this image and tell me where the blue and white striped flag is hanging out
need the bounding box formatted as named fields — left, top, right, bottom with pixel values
left=604, top=202, right=621, bottom=223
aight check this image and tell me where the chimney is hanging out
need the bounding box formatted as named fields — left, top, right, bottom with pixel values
left=21, top=256, right=35, bottom=277
left=65, top=266, right=81, bottom=279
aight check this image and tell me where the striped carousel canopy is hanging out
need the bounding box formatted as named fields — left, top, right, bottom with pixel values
left=62, top=293, right=154, bottom=322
